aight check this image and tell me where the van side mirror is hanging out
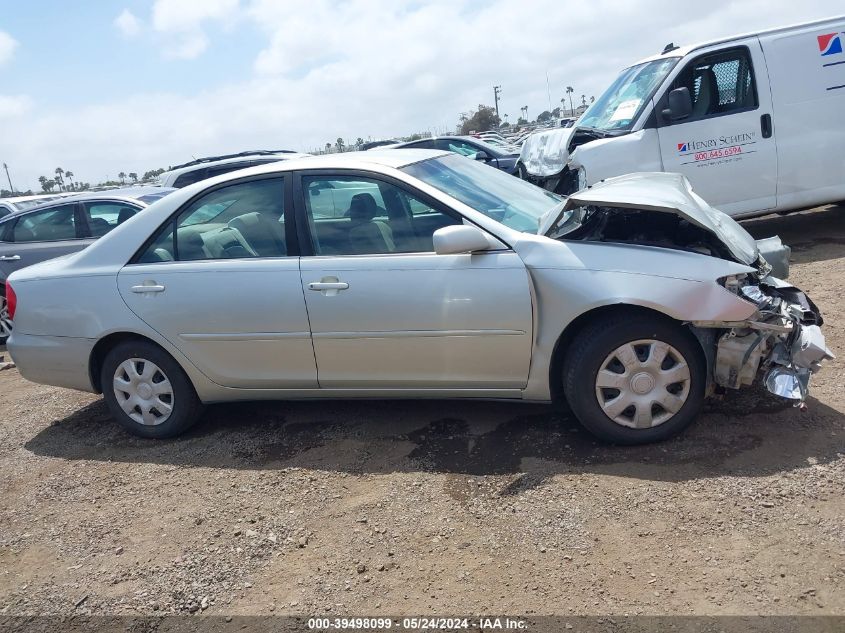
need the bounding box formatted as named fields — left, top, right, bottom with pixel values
left=433, top=225, right=491, bottom=255
left=662, top=87, right=692, bottom=121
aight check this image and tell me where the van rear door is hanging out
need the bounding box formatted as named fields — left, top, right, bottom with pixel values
left=655, top=40, right=778, bottom=216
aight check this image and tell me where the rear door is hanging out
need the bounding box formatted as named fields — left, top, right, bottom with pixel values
left=656, top=41, right=778, bottom=215
left=117, top=175, right=318, bottom=389
left=0, top=203, right=91, bottom=279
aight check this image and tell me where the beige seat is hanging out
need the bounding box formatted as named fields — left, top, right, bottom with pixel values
left=346, top=193, right=394, bottom=254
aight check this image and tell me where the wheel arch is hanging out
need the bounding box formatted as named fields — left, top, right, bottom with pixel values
left=89, top=331, right=187, bottom=394
left=547, top=303, right=709, bottom=403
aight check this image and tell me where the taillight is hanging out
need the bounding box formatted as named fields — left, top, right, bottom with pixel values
left=5, top=283, right=16, bottom=320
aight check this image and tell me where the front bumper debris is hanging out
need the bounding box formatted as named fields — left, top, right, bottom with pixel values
left=699, top=277, right=834, bottom=404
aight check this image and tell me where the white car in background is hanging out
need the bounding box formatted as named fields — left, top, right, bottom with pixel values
left=6, top=151, right=832, bottom=444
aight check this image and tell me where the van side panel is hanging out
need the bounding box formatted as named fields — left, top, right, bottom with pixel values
left=760, top=20, right=845, bottom=211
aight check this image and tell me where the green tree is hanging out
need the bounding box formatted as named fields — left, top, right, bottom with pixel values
left=565, top=85, right=574, bottom=115
left=459, top=104, right=501, bottom=134
left=335, top=138, right=345, bottom=152
left=38, top=176, right=48, bottom=192
left=54, top=167, right=65, bottom=191
left=129, top=172, right=138, bottom=183
left=355, top=137, right=364, bottom=149
left=325, top=142, right=332, bottom=154
left=517, top=117, right=528, bottom=125
left=118, top=171, right=126, bottom=184
left=551, top=106, right=561, bottom=117
left=536, top=110, right=552, bottom=123
left=64, top=171, right=74, bottom=190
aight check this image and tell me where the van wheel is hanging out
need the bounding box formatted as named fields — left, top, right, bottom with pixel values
left=101, top=340, right=203, bottom=439
left=562, top=313, right=705, bottom=444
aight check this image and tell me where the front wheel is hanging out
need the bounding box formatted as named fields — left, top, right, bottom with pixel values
left=562, top=313, right=706, bottom=444
left=101, top=340, right=203, bottom=438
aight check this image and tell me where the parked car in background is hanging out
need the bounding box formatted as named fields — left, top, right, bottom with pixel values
left=0, top=194, right=75, bottom=219
left=389, top=136, right=520, bottom=174
left=5, top=151, right=831, bottom=444
left=157, top=150, right=311, bottom=188
left=519, top=16, right=845, bottom=218
left=360, top=140, right=401, bottom=150
left=0, top=186, right=174, bottom=342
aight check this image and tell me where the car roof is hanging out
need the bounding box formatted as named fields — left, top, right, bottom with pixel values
left=160, top=152, right=312, bottom=178
left=0, top=187, right=176, bottom=224
left=239, top=149, right=452, bottom=173
left=54, top=185, right=175, bottom=203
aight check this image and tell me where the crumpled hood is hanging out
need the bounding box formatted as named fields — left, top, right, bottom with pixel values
left=518, top=127, right=576, bottom=177
left=540, top=172, right=760, bottom=266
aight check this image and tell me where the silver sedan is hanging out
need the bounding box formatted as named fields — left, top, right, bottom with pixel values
left=5, top=151, right=833, bottom=444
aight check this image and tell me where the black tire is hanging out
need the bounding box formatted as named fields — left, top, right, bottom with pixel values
left=101, top=339, right=204, bottom=439
left=517, top=163, right=528, bottom=180
left=562, top=312, right=706, bottom=445
left=0, top=288, right=10, bottom=345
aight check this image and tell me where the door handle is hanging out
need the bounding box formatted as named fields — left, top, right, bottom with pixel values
left=760, top=113, right=773, bottom=139
left=131, top=284, right=166, bottom=293
left=308, top=282, right=349, bottom=291
left=308, top=278, right=348, bottom=296
left=0, top=255, right=20, bottom=261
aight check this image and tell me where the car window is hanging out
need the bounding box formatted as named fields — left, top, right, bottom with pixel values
left=302, top=175, right=460, bottom=256
left=668, top=47, right=757, bottom=121
left=12, top=204, right=78, bottom=242
left=172, top=169, right=208, bottom=188
left=137, top=178, right=286, bottom=263
left=434, top=139, right=478, bottom=156
left=84, top=201, right=140, bottom=237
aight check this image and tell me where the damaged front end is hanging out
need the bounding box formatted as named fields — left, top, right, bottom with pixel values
left=700, top=276, right=834, bottom=405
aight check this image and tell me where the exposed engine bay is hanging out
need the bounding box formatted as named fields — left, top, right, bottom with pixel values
left=702, top=275, right=833, bottom=404
left=559, top=205, right=738, bottom=261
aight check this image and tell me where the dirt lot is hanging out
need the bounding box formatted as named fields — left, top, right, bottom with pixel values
left=0, top=205, right=843, bottom=618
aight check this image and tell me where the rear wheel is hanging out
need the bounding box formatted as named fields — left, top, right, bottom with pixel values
left=0, top=290, right=11, bottom=344
left=562, top=313, right=706, bottom=444
left=517, top=163, right=528, bottom=180
left=101, top=340, right=203, bottom=438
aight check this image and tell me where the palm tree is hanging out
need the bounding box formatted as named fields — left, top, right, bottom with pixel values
left=590, top=95, right=595, bottom=103
left=335, top=138, right=345, bottom=152
left=325, top=142, right=332, bottom=154
left=129, top=172, right=138, bottom=183
left=64, top=171, right=74, bottom=190
left=38, top=175, right=48, bottom=192
left=521, top=105, right=528, bottom=120
left=118, top=171, right=126, bottom=184
left=581, top=94, right=587, bottom=107
left=566, top=86, right=574, bottom=116
left=54, top=167, right=65, bottom=191
left=356, top=137, right=364, bottom=149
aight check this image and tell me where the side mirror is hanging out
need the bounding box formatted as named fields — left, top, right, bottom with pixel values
left=474, top=150, right=490, bottom=161
left=661, top=87, right=692, bottom=121
left=433, top=225, right=491, bottom=255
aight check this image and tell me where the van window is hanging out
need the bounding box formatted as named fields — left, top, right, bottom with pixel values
left=668, top=47, right=757, bottom=122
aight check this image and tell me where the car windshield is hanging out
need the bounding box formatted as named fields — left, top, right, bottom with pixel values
left=578, top=57, right=678, bottom=132
left=402, top=154, right=562, bottom=233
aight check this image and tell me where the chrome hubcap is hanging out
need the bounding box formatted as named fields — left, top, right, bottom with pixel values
left=0, top=295, right=12, bottom=338
left=113, top=358, right=174, bottom=426
left=595, top=339, right=691, bottom=429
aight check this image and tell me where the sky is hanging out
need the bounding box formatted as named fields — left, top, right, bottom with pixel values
left=0, top=0, right=842, bottom=191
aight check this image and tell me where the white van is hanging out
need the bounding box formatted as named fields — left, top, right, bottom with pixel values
left=518, top=16, right=845, bottom=217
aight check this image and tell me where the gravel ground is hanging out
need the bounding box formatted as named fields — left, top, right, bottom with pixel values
left=0, top=205, right=843, bottom=617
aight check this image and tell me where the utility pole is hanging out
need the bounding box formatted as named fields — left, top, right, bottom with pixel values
left=493, top=85, right=502, bottom=117
left=2, top=163, right=13, bottom=193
